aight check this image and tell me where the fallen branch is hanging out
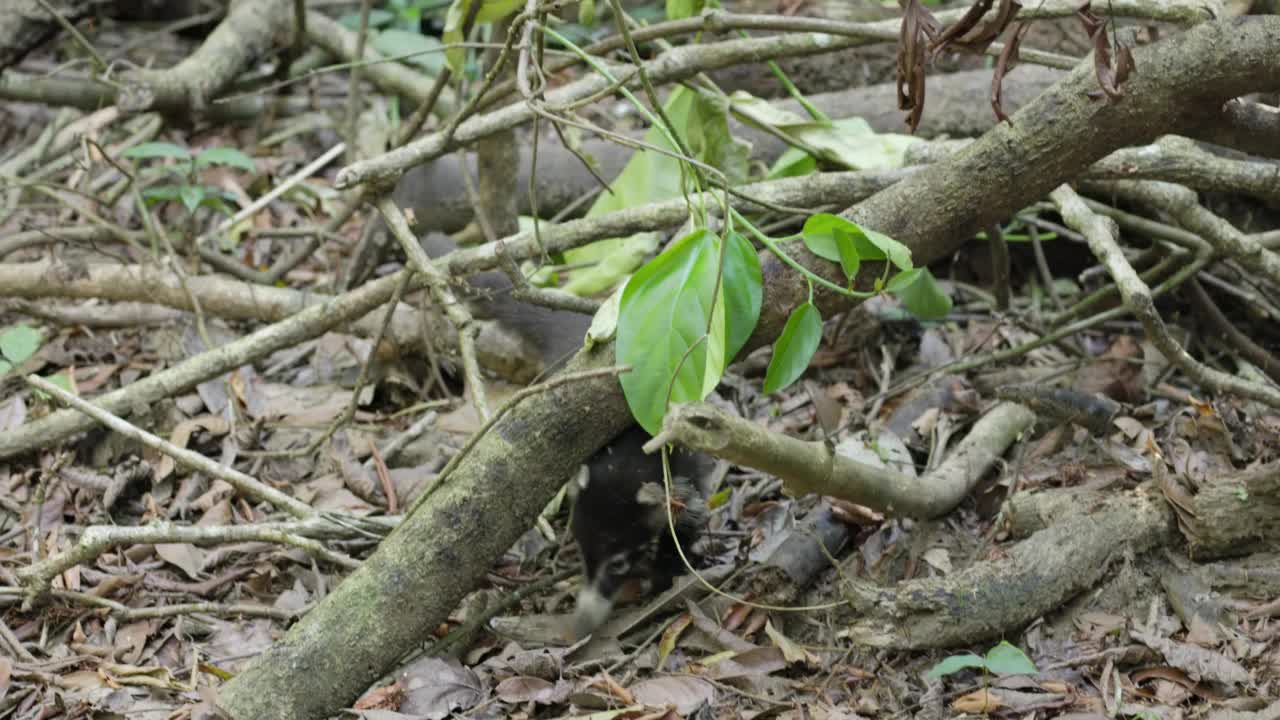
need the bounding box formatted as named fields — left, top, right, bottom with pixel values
left=116, top=0, right=292, bottom=115
left=1051, top=183, right=1280, bottom=408
left=24, top=373, right=313, bottom=518
left=839, top=484, right=1176, bottom=649
left=15, top=518, right=371, bottom=609
left=647, top=401, right=1033, bottom=519
left=1183, top=459, right=1280, bottom=561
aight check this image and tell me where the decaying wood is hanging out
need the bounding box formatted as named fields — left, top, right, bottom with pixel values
left=1184, top=459, right=1280, bottom=560
left=838, top=484, right=1177, bottom=649
left=0, top=0, right=103, bottom=70
left=750, top=500, right=851, bottom=606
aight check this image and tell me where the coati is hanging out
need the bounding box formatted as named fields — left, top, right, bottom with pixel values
left=419, top=231, right=592, bottom=367
left=570, top=426, right=714, bottom=638
left=418, top=231, right=713, bottom=637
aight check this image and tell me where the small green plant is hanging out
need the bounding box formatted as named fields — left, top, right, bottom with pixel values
left=123, top=142, right=254, bottom=216
left=926, top=640, right=1039, bottom=678
left=0, top=324, right=42, bottom=377
left=0, top=324, right=72, bottom=396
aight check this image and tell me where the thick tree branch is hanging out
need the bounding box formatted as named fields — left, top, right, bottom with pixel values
left=752, top=15, right=1280, bottom=347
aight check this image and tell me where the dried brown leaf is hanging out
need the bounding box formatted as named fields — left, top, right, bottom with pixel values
left=991, top=20, right=1031, bottom=122
left=1077, top=2, right=1135, bottom=100
left=156, top=543, right=205, bottom=579
left=897, top=0, right=941, bottom=132
left=704, top=647, right=788, bottom=680
left=495, top=676, right=571, bottom=705
left=397, top=656, right=485, bottom=719
left=1131, top=630, right=1250, bottom=686
left=629, top=676, right=716, bottom=714
left=930, top=0, right=994, bottom=53
left=765, top=620, right=821, bottom=667
left=657, top=613, right=692, bottom=669
left=952, top=688, right=1003, bottom=713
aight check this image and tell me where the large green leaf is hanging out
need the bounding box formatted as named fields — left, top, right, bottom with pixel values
left=801, top=214, right=861, bottom=282
left=763, top=303, right=821, bottom=394
left=617, top=229, right=727, bottom=434
left=860, top=227, right=913, bottom=271
left=722, top=231, right=762, bottom=362
left=730, top=92, right=921, bottom=170
left=563, top=87, right=749, bottom=295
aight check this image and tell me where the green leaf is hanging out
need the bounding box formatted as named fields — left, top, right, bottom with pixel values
left=926, top=653, right=987, bottom=678
left=473, top=0, right=522, bottom=22
left=142, top=185, right=181, bottom=206
left=179, top=185, right=206, bottom=214
left=722, top=231, right=762, bottom=362
left=886, top=268, right=952, bottom=320
left=442, top=0, right=473, bottom=73
left=195, top=147, right=256, bottom=173
left=46, top=371, right=74, bottom=394
left=766, top=146, right=816, bottom=180
left=707, top=487, right=731, bottom=510
left=801, top=213, right=860, bottom=282
left=861, top=228, right=913, bottom=271
left=201, top=196, right=235, bottom=217
left=123, top=142, right=190, bottom=162
left=372, top=29, right=446, bottom=74
left=0, top=324, right=43, bottom=364
left=802, top=213, right=914, bottom=277
left=666, top=0, right=704, bottom=20
left=0, top=359, right=11, bottom=376
left=338, top=9, right=395, bottom=28
left=763, top=303, right=821, bottom=394
left=617, top=229, right=727, bottom=435
left=729, top=92, right=921, bottom=169
left=984, top=642, right=1038, bottom=675
left=565, top=86, right=749, bottom=295
left=442, top=0, right=521, bottom=73
left=578, top=0, right=595, bottom=25
left=585, top=285, right=622, bottom=349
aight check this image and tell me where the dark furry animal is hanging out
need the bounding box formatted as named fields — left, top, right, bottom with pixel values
left=420, top=231, right=591, bottom=368
left=569, top=425, right=713, bottom=638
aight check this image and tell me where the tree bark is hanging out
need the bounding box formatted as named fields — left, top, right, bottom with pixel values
left=1185, top=459, right=1280, bottom=560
